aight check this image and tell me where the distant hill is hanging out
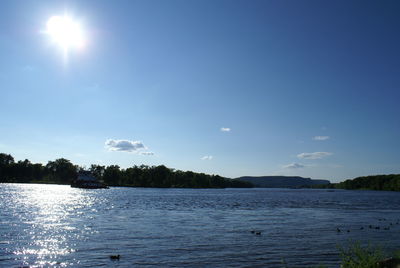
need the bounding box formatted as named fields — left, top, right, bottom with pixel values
left=235, top=176, right=330, bottom=188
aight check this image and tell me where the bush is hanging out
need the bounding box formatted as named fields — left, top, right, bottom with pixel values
left=339, top=242, right=383, bottom=268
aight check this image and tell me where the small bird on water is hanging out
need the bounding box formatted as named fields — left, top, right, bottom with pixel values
left=110, top=255, right=120, bottom=260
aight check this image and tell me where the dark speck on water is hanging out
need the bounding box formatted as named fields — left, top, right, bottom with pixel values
left=1, top=184, right=400, bottom=267
left=110, top=254, right=120, bottom=260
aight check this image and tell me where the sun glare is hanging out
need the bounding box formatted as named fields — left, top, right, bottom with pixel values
left=46, top=15, right=86, bottom=51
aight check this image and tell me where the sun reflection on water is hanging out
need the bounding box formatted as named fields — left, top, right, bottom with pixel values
left=2, top=184, right=99, bottom=267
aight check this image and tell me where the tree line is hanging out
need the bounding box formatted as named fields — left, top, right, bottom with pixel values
left=314, top=174, right=400, bottom=191
left=0, top=153, right=252, bottom=188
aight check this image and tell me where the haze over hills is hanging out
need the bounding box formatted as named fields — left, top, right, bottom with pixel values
left=236, top=176, right=330, bottom=188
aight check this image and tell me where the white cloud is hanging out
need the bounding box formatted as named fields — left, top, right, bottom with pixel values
left=297, top=152, right=333, bottom=159
left=140, top=151, right=154, bottom=156
left=283, top=163, right=305, bottom=169
left=220, top=127, right=231, bottom=132
left=313, top=136, right=330, bottom=141
left=201, top=155, right=213, bottom=160
left=105, top=139, right=146, bottom=152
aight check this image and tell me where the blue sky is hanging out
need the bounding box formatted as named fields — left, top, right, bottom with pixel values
left=1, top=0, right=399, bottom=182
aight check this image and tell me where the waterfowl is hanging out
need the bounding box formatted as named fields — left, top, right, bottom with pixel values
left=110, top=255, right=120, bottom=260
left=255, top=232, right=261, bottom=235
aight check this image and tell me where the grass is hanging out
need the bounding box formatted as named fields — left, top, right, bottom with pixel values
left=282, top=242, right=398, bottom=268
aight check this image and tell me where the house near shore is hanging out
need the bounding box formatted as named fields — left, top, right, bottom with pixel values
left=71, top=171, right=108, bottom=189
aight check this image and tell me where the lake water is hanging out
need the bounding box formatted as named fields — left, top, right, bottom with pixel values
left=1, top=184, right=400, bottom=267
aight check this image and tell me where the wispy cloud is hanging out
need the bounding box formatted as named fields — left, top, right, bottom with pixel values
left=201, top=155, right=213, bottom=160
left=283, top=163, right=305, bottom=169
left=297, top=152, right=332, bottom=159
left=313, top=136, right=330, bottom=141
left=220, top=127, right=231, bottom=132
left=105, top=139, right=146, bottom=153
left=140, top=151, right=154, bottom=156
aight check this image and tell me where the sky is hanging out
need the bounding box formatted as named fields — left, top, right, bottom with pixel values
left=0, top=0, right=399, bottom=182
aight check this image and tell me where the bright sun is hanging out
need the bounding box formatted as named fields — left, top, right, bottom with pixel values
left=46, top=15, right=86, bottom=51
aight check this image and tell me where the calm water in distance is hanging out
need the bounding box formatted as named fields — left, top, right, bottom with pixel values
left=1, top=183, right=400, bottom=267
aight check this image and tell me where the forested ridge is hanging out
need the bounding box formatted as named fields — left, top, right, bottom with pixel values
left=0, top=153, right=252, bottom=188
left=315, top=174, right=400, bottom=191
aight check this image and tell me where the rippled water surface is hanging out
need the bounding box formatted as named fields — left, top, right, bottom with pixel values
left=1, top=184, right=400, bottom=267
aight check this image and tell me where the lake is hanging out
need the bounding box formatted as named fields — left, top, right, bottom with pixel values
left=1, top=184, right=400, bottom=267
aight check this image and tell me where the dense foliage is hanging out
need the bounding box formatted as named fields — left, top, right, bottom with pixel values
left=307, top=242, right=400, bottom=268
left=338, top=243, right=384, bottom=268
left=0, top=153, right=252, bottom=188
left=335, top=174, right=400, bottom=191
left=314, top=174, right=400, bottom=191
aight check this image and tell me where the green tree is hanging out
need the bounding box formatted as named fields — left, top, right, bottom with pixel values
left=103, top=165, right=122, bottom=186
left=90, top=164, right=105, bottom=180
left=0, top=153, right=14, bottom=182
left=45, top=158, right=77, bottom=184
